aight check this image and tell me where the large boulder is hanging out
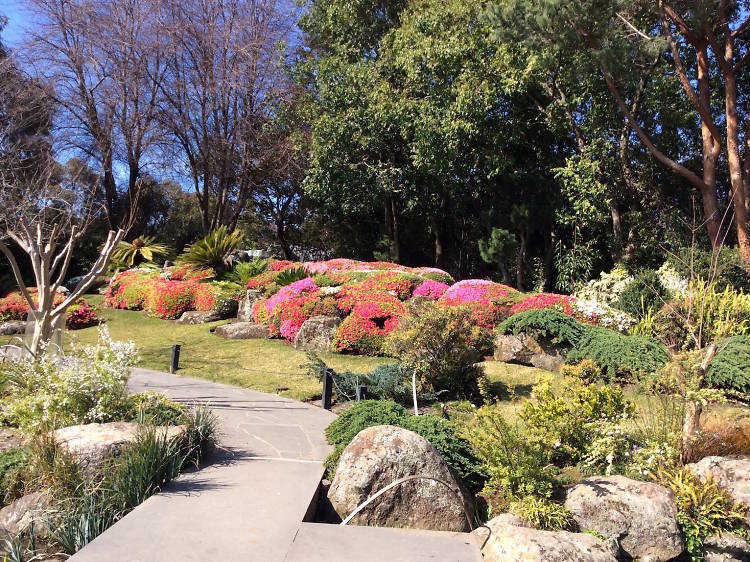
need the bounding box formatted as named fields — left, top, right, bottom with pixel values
left=177, top=310, right=224, bottom=324
left=54, top=422, right=184, bottom=473
left=214, top=321, right=269, bottom=340
left=687, top=456, right=750, bottom=522
left=493, top=332, right=566, bottom=371
left=704, top=533, right=750, bottom=562
left=564, top=475, right=683, bottom=561
left=293, top=316, right=341, bottom=352
left=0, top=492, right=48, bottom=535
left=327, top=425, right=474, bottom=532
left=0, top=321, right=26, bottom=336
left=472, top=514, right=617, bottom=562
left=237, top=290, right=263, bottom=322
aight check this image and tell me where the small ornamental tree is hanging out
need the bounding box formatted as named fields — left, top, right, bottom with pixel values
left=0, top=61, right=127, bottom=353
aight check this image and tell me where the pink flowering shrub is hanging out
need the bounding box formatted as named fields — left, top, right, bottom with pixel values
left=360, top=271, right=419, bottom=300
left=510, top=293, right=578, bottom=317
left=273, top=293, right=338, bottom=341
left=66, top=300, right=101, bottom=330
left=269, top=260, right=295, bottom=271
left=413, top=280, right=449, bottom=300
left=263, top=277, right=318, bottom=315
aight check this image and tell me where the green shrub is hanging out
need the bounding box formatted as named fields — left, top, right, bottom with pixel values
left=658, top=467, right=749, bottom=561
left=323, top=401, right=483, bottom=492
left=177, top=226, right=243, bottom=274
left=0, top=447, right=29, bottom=506
left=706, top=335, right=750, bottom=393
left=276, top=266, right=309, bottom=287
left=385, top=304, right=484, bottom=398
left=509, top=496, right=574, bottom=530
left=128, top=392, right=186, bottom=426
left=498, top=309, right=668, bottom=380
left=497, top=309, right=586, bottom=347
left=465, top=405, right=556, bottom=509
left=559, top=360, right=601, bottom=383
left=668, top=246, right=750, bottom=293
left=566, top=325, right=669, bottom=381
left=617, top=269, right=671, bottom=318
left=221, top=259, right=268, bottom=289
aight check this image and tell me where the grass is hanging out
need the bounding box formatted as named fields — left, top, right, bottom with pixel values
left=0, top=296, right=392, bottom=402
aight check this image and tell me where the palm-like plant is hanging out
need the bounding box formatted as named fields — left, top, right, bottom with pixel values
left=178, top=226, right=244, bottom=273
left=221, top=259, right=268, bottom=289
left=110, top=236, right=173, bottom=269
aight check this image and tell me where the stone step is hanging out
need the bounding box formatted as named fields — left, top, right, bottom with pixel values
left=283, top=522, right=483, bottom=562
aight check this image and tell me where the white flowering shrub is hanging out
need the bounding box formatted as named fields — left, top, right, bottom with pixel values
left=580, top=417, right=633, bottom=476
left=574, top=298, right=636, bottom=332
left=0, top=327, right=138, bottom=431
left=656, top=262, right=689, bottom=298
left=575, top=267, right=633, bottom=306
left=626, top=440, right=679, bottom=479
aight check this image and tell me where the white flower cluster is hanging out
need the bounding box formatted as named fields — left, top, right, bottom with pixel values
left=2, top=327, right=138, bottom=431
left=575, top=298, right=635, bottom=332
left=575, top=267, right=633, bottom=306
left=656, top=263, right=689, bottom=298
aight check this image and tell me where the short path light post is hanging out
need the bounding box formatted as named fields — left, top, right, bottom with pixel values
left=321, top=368, right=333, bottom=410
left=170, top=344, right=181, bottom=374
left=356, top=384, right=368, bottom=401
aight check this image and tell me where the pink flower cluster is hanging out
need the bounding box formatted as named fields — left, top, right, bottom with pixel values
left=413, top=280, right=450, bottom=300
left=510, top=293, right=577, bottom=316
left=263, top=277, right=318, bottom=315
left=268, top=258, right=454, bottom=283
left=440, top=279, right=511, bottom=306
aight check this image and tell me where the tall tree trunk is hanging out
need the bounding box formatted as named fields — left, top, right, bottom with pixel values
left=697, top=46, right=722, bottom=248
left=722, top=45, right=750, bottom=262
left=431, top=216, right=444, bottom=268
left=610, top=201, right=623, bottom=260
left=389, top=196, right=400, bottom=263
left=516, top=231, right=527, bottom=291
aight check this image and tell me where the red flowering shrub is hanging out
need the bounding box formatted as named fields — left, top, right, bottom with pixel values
left=333, top=292, right=405, bottom=354
left=168, top=264, right=214, bottom=281
left=360, top=271, right=419, bottom=300
left=413, top=280, right=450, bottom=300
left=247, top=271, right=279, bottom=292
left=105, top=269, right=158, bottom=310
left=144, top=280, right=198, bottom=319
left=66, top=300, right=101, bottom=330
left=193, top=283, right=218, bottom=311
left=0, top=290, right=66, bottom=321
left=271, top=293, right=338, bottom=341
left=438, top=280, right=518, bottom=336
left=510, top=293, right=578, bottom=317
left=269, top=260, right=295, bottom=271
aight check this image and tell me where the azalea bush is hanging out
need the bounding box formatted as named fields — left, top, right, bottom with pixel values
left=105, top=269, right=158, bottom=310
left=333, top=291, right=405, bottom=354
left=145, top=280, right=200, bottom=320
left=413, top=279, right=450, bottom=299
left=65, top=300, right=101, bottom=330
left=0, top=290, right=67, bottom=321
left=510, top=293, right=578, bottom=316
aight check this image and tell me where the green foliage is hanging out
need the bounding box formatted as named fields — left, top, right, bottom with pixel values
left=275, top=266, right=309, bottom=287
left=658, top=467, right=749, bottom=562
left=559, top=360, right=601, bottom=383
left=479, top=228, right=517, bottom=283
left=0, top=329, right=137, bottom=431
left=706, top=335, right=750, bottom=393
left=554, top=239, right=595, bottom=293
left=0, top=447, right=29, bottom=506
left=566, top=325, right=669, bottom=381
left=617, top=270, right=670, bottom=319
left=110, top=236, right=173, bottom=271
left=385, top=304, right=484, bottom=398
left=221, top=259, right=269, bottom=289
left=128, top=392, right=186, bottom=426
left=668, top=247, right=750, bottom=293
left=497, top=309, right=585, bottom=347
left=509, top=496, right=574, bottom=531
left=177, top=226, right=243, bottom=273
left=323, top=400, right=483, bottom=491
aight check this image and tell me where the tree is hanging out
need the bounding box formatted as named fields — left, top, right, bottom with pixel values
left=159, top=0, right=294, bottom=233
left=0, top=39, right=124, bottom=353
left=486, top=0, right=750, bottom=263
left=28, top=0, right=167, bottom=231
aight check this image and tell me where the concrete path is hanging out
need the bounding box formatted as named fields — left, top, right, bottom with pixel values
left=70, top=368, right=482, bottom=561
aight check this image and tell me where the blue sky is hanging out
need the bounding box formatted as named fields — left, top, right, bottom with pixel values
left=1, top=0, right=34, bottom=47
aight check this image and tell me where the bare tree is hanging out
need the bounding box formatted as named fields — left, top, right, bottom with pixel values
left=26, top=0, right=167, bottom=231
left=159, top=0, right=293, bottom=233
left=0, top=49, right=125, bottom=355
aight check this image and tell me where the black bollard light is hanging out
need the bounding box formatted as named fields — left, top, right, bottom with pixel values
left=170, top=344, right=181, bottom=373
left=356, top=384, right=368, bottom=401
left=322, top=368, right=333, bottom=410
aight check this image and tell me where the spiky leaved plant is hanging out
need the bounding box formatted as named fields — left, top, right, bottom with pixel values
left=177, top=226, right=243, bottom=274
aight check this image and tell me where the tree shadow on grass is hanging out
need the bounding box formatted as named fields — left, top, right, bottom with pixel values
left=489, top=380, right=534, bottom=401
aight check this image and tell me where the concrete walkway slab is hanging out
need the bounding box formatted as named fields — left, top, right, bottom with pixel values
left=70, top=368, right=482, bottom=561
left=284, top=523, right=483, bottom=562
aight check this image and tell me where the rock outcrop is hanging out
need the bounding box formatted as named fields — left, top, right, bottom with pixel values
left=564, top=475, right=683, bottom=561
left=687, top=456, right=750, bottom=523
left=237, top=290, right=263, bottom=322
left=493, top=332, right=566, bottom=371
left=0, top=492, right=48, bottom=535
left=293, top=316, right=341, bottom=352
left=0, top=321, right=26, bottom=336
left=328, top=425, right=474, bottom=532
left=214, top=321, right=269, bottom=339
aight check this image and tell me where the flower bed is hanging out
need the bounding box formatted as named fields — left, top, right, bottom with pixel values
left=0, top=290, right=66, bottom=321
left=66, top=300, right=101, bottom=330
